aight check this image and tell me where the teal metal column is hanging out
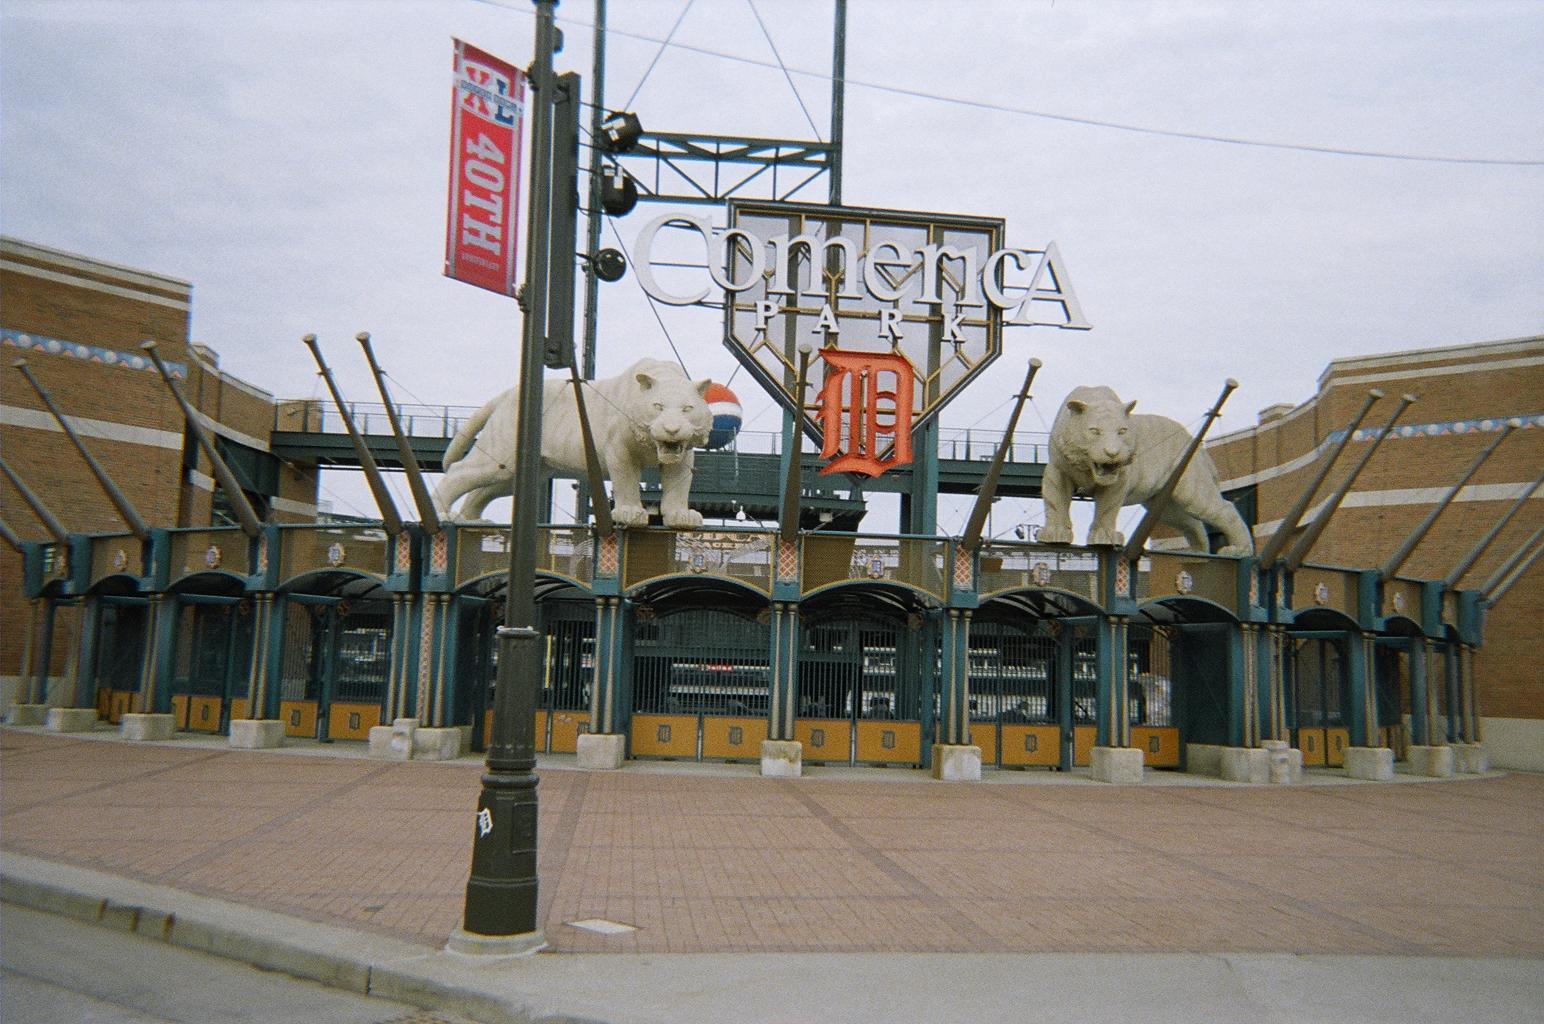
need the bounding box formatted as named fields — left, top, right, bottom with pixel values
left=1094, top=615, right=1129, bottom=748
left=1345, top=630, right=1376, bottom=747
left=33, top=598, right=57, bottom=705
left=1256, top=624, right=1284, bottom=742
left=936, top=608, right=972, bottom=746
left=1239, top=624, right=1259, bottom=747
left=146, top=594, right=178, bottom=715
left=1461, top=644, right=1480, bottom=743
left=1407, top=637, right=1429, bottom=746
left=244, top=593, right=274, bottom=719
left=259, top=596, right=289, bottom=720
left=767, top=601, right=800, bottom=741
left=1056, top=625, right=1075, bottom=769
left=74, top=596, right=102, bottom=710
left=1443, top=642, right=1461, bottom=743
left=590, top=595, right=631, bottom=736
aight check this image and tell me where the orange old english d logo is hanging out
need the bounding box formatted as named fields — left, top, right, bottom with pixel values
left=816, top=349, right=914, bottom=477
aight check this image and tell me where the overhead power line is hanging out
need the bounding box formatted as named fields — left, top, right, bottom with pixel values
left=468, top=0, right=1544, bottom=166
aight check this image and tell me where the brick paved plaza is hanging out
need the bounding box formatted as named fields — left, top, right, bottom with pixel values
left=2, top=729, right=1539, bottom=956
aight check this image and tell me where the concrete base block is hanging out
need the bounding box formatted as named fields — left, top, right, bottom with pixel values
left=1344, top=746, right=1395, bottom=781
left=445, top=927, right=546, bottom=958
left=1260, top=739, right=1289, bottom=751
left=413, top=727, right=464, bottom=761
left=930, top=744, right=982, bottom=782
left=45, top=707, right=98, bottom=733
left=1403, top=744, right=1454, bottom=778
left=1220, top=747, right=1269, bottom=784
left=760, top=739, right=803, bottom=778
left=1090, top=746, right=1144, bottom=784
left=369, top=718, right=418, bottom=760
left=1266, top=746, right=1302, bottom=785
left=1186, top=743, right=1223, bottom=777
left=4, top=704, right=49, bottom=726
left=120, top=713, right=175, bottom=742
left=576, top=732, right=626, bottom=770
left=1452, top=742, right=1489, bottom=774
left=228, top=719, right=285, bottom=749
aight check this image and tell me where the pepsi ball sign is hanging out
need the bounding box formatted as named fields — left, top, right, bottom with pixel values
left=703, top=383, right=742, bottom=449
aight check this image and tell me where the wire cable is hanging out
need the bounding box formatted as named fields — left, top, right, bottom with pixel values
left=470, top=0, right=1544, bottom=166
left=746, top=0, right=825, bottom=142
left=622, top=0, right=695, bottom=112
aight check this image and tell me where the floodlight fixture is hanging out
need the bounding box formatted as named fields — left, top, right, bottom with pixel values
left=599, top=110, right=644, bottom=153
left=600, top=165, right=639, bottom=216
left=591, top=248, right=627, bottom=282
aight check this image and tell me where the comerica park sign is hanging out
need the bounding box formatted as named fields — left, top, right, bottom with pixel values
left=632, top=200, right=1091, bottom=476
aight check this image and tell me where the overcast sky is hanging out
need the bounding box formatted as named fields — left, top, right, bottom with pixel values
left=3, top=0, right=1541, bottom=530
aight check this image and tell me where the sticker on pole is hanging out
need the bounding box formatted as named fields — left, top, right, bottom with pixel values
left=445, top=39, right=525, bottom=296
left=476, top=807, right=493, bottom=837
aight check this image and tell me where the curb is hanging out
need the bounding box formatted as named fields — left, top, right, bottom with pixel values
left=0, top=853, right=553, bottom=1024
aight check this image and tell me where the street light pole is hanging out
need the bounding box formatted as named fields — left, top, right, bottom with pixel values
left=452, top=0, right=561, bottom=955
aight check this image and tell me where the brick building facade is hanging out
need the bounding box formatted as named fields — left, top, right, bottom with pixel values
left=1206, top=337, right=1543, bottom=762
left=1, top=237, right=319, bottom=700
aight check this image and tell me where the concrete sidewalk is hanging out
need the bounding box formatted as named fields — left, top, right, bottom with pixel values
left=3, top=725, right=1542, bottom=1022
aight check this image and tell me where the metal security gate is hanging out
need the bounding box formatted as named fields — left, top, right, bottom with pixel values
left=467, top=597, right=597, bottom=754
left=967, top=619, right=1059, bottom=768
left=332, top=608, right=390, bottom=740
left=797, top=613, right=925, bottom=766
left=1127, top=624, right=1179, bottom=767
left=1291, top=636, right=1349, bottom=767
left=170, top=601, right=253, bottom=733
left=631, top=608, right=770, bottom=761
left=277, top=598, right=390, bottom=741
left=1375, top=644, right=1409, bottom=760
left=94, top=600, right=147, bottom=722
left=541, top=603, right=594, bottom=754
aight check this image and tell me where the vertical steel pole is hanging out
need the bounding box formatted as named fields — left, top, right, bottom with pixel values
left=829, top=0, right=846, bottom=205
left=457, top=0, right=559, bottom=950
left=581, top=0, right=607, bottom=381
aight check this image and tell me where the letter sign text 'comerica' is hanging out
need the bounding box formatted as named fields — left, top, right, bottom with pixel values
left=633, top=201, right=1092, bottom=467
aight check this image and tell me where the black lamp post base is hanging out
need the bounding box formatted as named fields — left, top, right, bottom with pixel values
left=445, top=926, right=546, bottom=958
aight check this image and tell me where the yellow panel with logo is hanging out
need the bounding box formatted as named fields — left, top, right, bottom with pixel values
left=855, top=720, right=921, bottom=764
left=969, top=722, right=998, bottom=764
left=327, top=702, right=381, bottom=741
left=1073, top=725, right=1097, bottom=766
left=186, top=696, right=223, bottom=733
left=95, top=688, right=112, bottom=720
left=1000, top=724, right=1061, bottom=767
left=280, top=700, right=318, bottom=738
left=701, top=716, right=767, bottom=760
left=230, top=698, right=250, bottom=722
left=796, top=719, right=851, bottom=763
left=1326, top=727, right=1349, bottom=767
left=170, top=694, right=189, bottom=730
left=549, top=710, right=592, bottom=753
left=1130, top=726, right=1180, bottom=767
left=630, top=714, right=698, bottom=757
left=1297, top=728, right=1326, bottom=767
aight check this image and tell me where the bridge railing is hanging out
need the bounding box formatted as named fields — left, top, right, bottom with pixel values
left=275, top=399, right=1051, bottom=462
left=274, top=399, right=483, bottom=440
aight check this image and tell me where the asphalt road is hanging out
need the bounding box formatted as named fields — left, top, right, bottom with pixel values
left=0, top=905, right=459, bottom=1024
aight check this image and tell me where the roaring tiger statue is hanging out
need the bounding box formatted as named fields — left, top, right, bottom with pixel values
left=433, top=358, right=713, bottom=528
left=1038, top=385, right=1253, bottom=555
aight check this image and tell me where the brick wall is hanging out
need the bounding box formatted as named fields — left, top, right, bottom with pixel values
left=1207, top=336, right=1544, bottom=720
left=0, top=238, right=318, bottom=678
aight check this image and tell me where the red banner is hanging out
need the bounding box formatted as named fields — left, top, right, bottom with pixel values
left=445, top=39, right=525, bottom=296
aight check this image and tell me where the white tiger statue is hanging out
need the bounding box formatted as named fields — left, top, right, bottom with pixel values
left=1038, top=385, right=1253, bottom=555
left=433, top=358, right=713, bottom=528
